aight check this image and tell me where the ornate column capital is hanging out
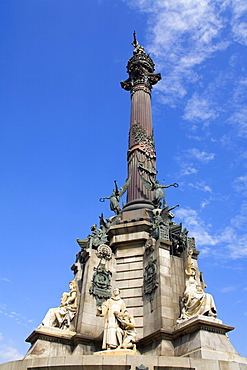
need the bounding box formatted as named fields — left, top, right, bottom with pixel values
left=120, top=32, right=161, bottom=94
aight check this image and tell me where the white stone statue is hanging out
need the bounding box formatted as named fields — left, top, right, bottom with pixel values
left=114, top=310, right=137, bottom=350
left=41, top=280, right=77, bottom=330
left=177, top=251, right=217, bottom=322
left=97, top=288, right=127, bottom=350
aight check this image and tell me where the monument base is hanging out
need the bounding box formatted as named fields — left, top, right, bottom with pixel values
left=8, top=318, right=246, bottom=370
left=94, top=348, right=138, bottom=355
left=0, top=353, right=247, bottom=370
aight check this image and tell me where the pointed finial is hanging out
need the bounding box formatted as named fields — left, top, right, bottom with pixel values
left=131, top=31, right=145, bottom=55
left=132, top=31, right=138, bottom=48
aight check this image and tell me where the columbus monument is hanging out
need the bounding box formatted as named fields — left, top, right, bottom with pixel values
left=1, top=34, right=246, bottom=370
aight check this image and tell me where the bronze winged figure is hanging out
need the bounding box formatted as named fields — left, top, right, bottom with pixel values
left=100, top=174, right=132, bottom=215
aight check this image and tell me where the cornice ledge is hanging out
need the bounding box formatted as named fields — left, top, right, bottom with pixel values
left=26, top=328, right=102, bottom=346
left=136, top=317, right=234, bottom=347
left=71, top=333, right=102, bottom=345
left=108, top=220, right=151, bottom=236
left=137, top=328, right=173, bottom=347
left=26, top=327, right=76, bottom=345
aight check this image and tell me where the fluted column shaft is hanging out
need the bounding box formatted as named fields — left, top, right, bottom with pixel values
left=127, top=88, right=156, bottom=204
left=120, top=39, right=161, bottom=212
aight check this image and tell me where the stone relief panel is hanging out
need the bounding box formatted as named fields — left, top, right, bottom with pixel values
left=129, top=122, right=156, bottom=158
left=89, top=244, right=113, bottom=307
left=144, top=258, right=159, bottom=309
left=89, top=266, right=112, bottom=307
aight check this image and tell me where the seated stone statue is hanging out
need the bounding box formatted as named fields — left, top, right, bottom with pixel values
left=177, top=251, right=217, bottom=322
left=40, top=280, right=77, bottom=330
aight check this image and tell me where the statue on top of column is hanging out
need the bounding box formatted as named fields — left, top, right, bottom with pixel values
left=132, top=31, right=146, bottom=55
left=121, top=32, right=161, bottom=92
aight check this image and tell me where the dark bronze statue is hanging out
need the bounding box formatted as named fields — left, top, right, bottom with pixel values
left=138, top=165, right=178, bottom=208
left=121, top=32, right=161, bottom=92
left=146, top=205, right=179, bottom=240
left=100, top=175, right=131, bottom=215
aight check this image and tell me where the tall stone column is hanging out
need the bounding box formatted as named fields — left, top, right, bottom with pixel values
left=121, top=33, right=161, bottom=216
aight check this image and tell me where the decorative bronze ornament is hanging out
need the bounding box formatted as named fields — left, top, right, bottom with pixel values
left=120, top=32, right=161, bottom=93
left=89, top=244, right=113, bottom=306
left=129, top=122, right=156, bottom=158
left=136, top=364, right=149, bottom=370
left=89, top=266, right=112, bottom=307
left=144, top=258, right=159, bottom=309
left=95, top=244, right=112, bottom=261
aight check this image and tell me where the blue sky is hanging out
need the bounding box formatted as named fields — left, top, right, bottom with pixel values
left=0, top=0, right=247, bottom=363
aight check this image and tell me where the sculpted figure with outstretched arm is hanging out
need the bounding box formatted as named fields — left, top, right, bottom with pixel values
left=138, top=167, right=178, bottom=209
left=99, top=175, right=131, bottom=215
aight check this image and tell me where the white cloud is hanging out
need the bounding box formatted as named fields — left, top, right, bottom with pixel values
left=232, top=78, right=247, bottom=103
left=188, top=181, right=212, bottom=192
left=174, top=205, right=247, bottom=259
left=242, top=151, right=247, bottom=162
left=181, top=166, right=198, bottom=176
left=230, top=200, right=247, bottom=229
left=0, top=345, right=23, bottom=362
left=0, top=305, right=33, bottom=326
left=0, top=277, right=10, bottom=282
left=186, top=148, right=215, bottom=162
left=230, top=0, right=247, bottom=45
left=175, top=148, right=215, bottom=176
left=219, top=285, right=238, bottom=293
left=186, top=134, right=206, bottom=141
left=123, top=0, right=231, bottom=103
left=175, top=207, right=217, bottom=247
left=224, top=230, right=247, bottom=258
left=183, top=93, right=219, bottom=123
left=0, top=335, right=23, bottom=363
left=201, top=199, right=210, bottom=208
left=233, top=174, right=247, bottom=196
left=228, top=106, right=247, bottom=138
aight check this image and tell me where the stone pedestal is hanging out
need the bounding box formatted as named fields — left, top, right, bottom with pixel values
left=19, top=218, right=246, bottom=366
left=1, top=353, right=247, bottom=370
left=25, top=327, right=102, bottom=358
left=173, top=316, right=239, bottom=361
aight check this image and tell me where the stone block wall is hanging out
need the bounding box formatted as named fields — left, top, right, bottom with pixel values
left=115, top=244, right=145, bottom=339
left=170, top=254, right=186, bottom=325
left=75, top=249, right=116, bottom=337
